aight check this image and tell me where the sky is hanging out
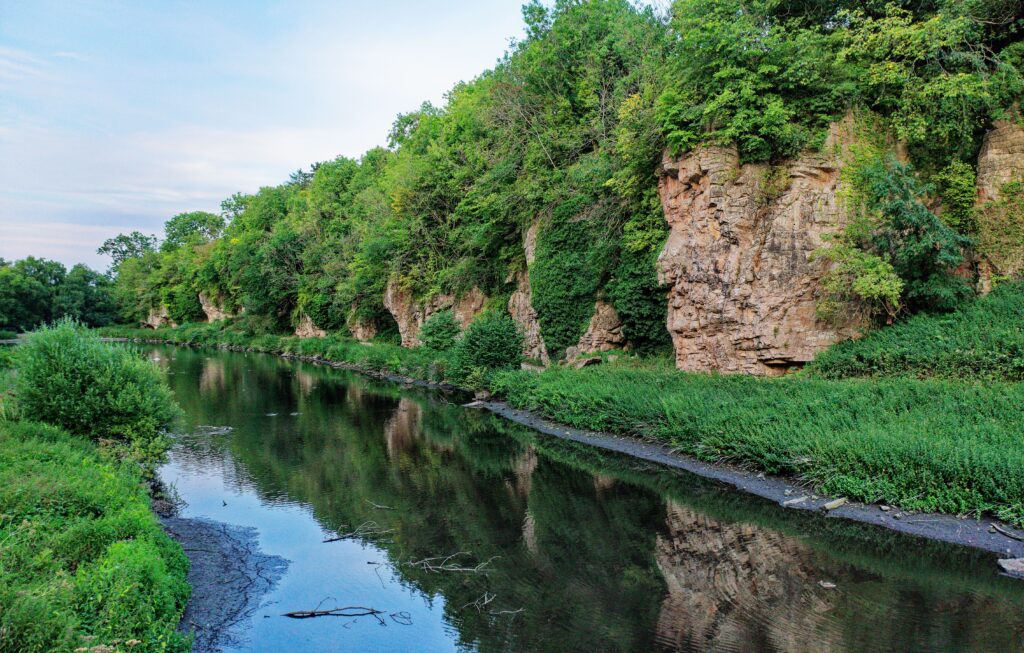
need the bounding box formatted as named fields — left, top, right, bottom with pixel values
left=0, top=0, right=527, bottom=269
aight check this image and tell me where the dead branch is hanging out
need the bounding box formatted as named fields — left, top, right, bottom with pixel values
left=461, top=592, right=496, bottom=612
left=365, top=499, right=395, bottom=510
left=323, top=521, right=394, bottom=543
left=283, top=606, right=384, bottom=621
left=404, top=551, right=498, bottom=574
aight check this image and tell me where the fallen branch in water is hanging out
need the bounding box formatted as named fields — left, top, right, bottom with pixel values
left=405, top=551, right=498, bottom=574
left=323, top=521, right=394, bottom=543
left=283, top=606, right=384, bottom=622
left=365, top=499, right=395, bottom=510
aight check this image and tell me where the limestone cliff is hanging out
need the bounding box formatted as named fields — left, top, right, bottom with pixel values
left=564, top=300, right=625, bottom=360
left=656, top=119, right=861, bottom=375
left=294, top=312, right=326, bottom=338
left=143, top=305, right=176, bottom=329
left=976, top=116, right=1024, bottom=285
left=198, top=292, right=233, bottom=322
left=383, top=280, right=487, bottom=347
left=507, top=220, right=550, bottom=365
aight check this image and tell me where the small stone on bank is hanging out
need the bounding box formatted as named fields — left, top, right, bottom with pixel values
left=823, top=497, right=848, bottom=511
left=997, top=558, right=1024, bottom=578
left=818, top=581, right=837, bottom=589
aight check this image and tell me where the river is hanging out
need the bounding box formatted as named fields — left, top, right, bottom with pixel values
left=145, top=345, right=1024, bottom=652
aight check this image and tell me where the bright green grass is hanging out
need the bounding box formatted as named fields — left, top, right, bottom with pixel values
left=491, top=360, right=1024, bottom=525
left=0, top=421, right=190, bottom=653
left=809, top=281, right=1024, bottom=381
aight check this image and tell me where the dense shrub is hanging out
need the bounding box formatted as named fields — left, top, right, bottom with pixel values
left=450, top=314, right=523, bottom=384
left=809, top=281, right=1024, bottom=381
left=14, top=320, right=180, bottom=463
left=418, top=310, right=461, bottom=351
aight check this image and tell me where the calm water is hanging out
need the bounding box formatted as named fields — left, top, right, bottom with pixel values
left=146, top=345, right=1024, bottom=653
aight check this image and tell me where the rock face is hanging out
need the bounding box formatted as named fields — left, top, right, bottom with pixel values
left=143, top=305, right=176, bottom=329
left=656, top=119, right=860, bottom=375
left=976, top=117, right=1024, bottom=287
left=347, top=319, right=377, bottom=342
left=565, top=300, right=625, bottom=360
left=977, top=117, right=1024, bottom=203
left=198, top=292, right=233, bottom=322
left=383, top=280, right=488, bottom=347
left=508, top=220, right=551, bottom=365
left=294, top=312, right=327, bottom=338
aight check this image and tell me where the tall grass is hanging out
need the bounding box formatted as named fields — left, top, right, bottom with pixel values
left=491, top=361, right=1024, bottom=525
left=809, top=281, right=1024, bottom=380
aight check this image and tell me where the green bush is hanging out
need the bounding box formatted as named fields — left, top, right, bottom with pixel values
left=450, top=313, right=522, bottom=384
left=418, top=310, right=461, bottom=351
left=14, top=320, right=180, bottom=463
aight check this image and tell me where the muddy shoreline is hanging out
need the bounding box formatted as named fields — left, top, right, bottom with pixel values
left=121, top=339, right=1024, bottom=568
left=159, top=514, right=288, bottom=653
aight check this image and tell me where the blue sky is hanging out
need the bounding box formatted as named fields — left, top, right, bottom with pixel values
left=0, top=0, right=526, bottom=269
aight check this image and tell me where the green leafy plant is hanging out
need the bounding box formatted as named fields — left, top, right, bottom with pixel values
left=13, top=320, right=181, bottom=464
left=450, top=313, right=523, bottom=382
left=418, top=310, right=461, bottom=351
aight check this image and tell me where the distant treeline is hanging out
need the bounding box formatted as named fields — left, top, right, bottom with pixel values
left=0, top=258, right=116, bottom=333
left=16, top=1, right=1024, bottom=347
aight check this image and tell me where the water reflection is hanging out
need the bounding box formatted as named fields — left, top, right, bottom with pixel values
left=147, top=346, right=1024, bottom=653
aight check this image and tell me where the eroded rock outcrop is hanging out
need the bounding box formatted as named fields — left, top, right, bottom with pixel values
left=347, top=319, right=377, bottom=342
left=143, top=305, right=176, bottom=329
left=198, top=292, right=233, bottom=322
left=977, top=117, right=1024, bottom=203
left=384, top=280, right=488, bottom=347
left=565, top=300, right=625, bottom=360
left=294, top=312, right=326, bottom=338
left=657, top=119, right=861, bottom=375
left=508, top=220, right=550, bottom=365
left=976, top=116, right=1024, bottom=287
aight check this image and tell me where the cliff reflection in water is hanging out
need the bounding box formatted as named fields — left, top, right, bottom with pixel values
left=152, top=346, right=1024, bottom=653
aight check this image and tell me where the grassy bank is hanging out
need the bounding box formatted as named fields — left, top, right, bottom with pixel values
left=0, top=422, right=190, bottom=653
left=1, top=323, right=189, bottom=652
left=808, top=281, right=1024, bottom=381
left=491, top=361, right=1024, bottom=526
left=100, top=319, right=1024, bottom=528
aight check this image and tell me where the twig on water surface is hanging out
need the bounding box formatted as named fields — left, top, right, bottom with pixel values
left=461, top=592, right=496, bottom=612
left=323, top=521, right=394, bottom=543
left=405, top=551, right=498, bottom=574
left=283, top=606, right=384, bottom=620
left=365, top=499, right=395, bottom=510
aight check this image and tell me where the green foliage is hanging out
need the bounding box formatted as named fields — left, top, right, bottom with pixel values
left=850, top=156, right=972, bottom=312
left=0, top=421, right=189, bottom=653
left=97, top=231, right=158, bottom=271
left=813, top=237, right=904, bottom=323
left=13, top=320, right=180, bottom=464
left=491, top=359, right=1024, bottom=526
left=934, top=160, right=978, bottom=233
left=606, top=246, right=669, bottom=353
left=659, top=0, right=846, bottom=162
left=161, top=210, right=225, bottom=252
left=418, top=310, right=461, bottom=351
left=450, top=314, right=523, bottom=384
left=531, top=194, right=612, bottom=359
left=810, top=281, right=1024, bottom=381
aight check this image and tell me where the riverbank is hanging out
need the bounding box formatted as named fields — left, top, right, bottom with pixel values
left=99, top=326, right=1024, bottom=561
left=0, top=420, right=191, bottom=652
